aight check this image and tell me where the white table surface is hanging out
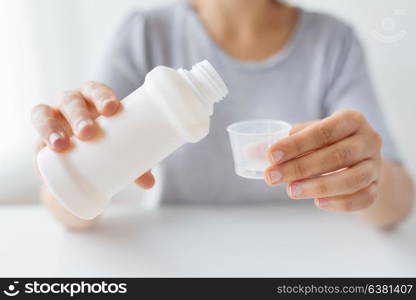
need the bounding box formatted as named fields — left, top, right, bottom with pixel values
left=1, top=203, right=415, bottom=277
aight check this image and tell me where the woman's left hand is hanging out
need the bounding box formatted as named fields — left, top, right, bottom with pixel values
left=265, top=110, right=383, bottom=211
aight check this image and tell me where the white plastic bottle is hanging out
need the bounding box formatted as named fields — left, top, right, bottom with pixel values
left=37, top=60, right=228, bottom=219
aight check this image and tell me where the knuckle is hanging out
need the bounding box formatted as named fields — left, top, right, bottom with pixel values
left=292, top=162, right=307, bottom=179
left=356, top=135, right=367, bottom=152
left=345, top=110, right=364, bottom=123
left=365, top=184, right=378, bottom=207
left=352, top=172, right=367, bottom=189
left=81, top=81, right=118, bottom=104
left=318, top=123, right=332, bottom=144
left=31, top=105, right=56, bottom=130
left=82, top=80, right=101, bottom=91
left=291, top=138, right=303, bottom=154
left=82, top=81, right=111, bottom=98
left=39, top=117, right=57, bottom=132
left=31, top=104, right=48, bottom=119
left=350, top=167, right=372, bottom=189
left=330, top=147, right=350, bottom=168
left=317, top=182, right=329, bottom=195
left=58, top=90, right=81, bottom=107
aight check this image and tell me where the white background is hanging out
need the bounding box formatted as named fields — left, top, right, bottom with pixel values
left=0, top=0, right=415, bottom=204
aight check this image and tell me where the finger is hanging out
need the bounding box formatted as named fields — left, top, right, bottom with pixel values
left=268, top=110, right=365, bottom=164
left=80, top=81, right=120, bottom=116
left=289, top=121, right=317, bottom=135
left=314, top=182, right=378, bottom=212
left=285, top=159, right=379, bottom=199
left=58, top=90, right=97, bottom=140
left=31, top=104, right=69, bottom=152
left=265, top=134, right=371, bottom=184
left=134, top=171, right=155, bottom=189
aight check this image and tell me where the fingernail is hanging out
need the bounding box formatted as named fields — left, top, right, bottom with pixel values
left=76, top=119, right=92, bottom=135
left=49, top=131, right=65, bottom=147
left=317, top=198, right=329, bottom=208
left=267, top=170, right=282, bottom=185
left=272, top=150, right=284, bottom=163
left=290, top=183, right=303, bottom=197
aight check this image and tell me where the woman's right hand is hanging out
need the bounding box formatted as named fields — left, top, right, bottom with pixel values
left=31, top=81, right=155, bottom=189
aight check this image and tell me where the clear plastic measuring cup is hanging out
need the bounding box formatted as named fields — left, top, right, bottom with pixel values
left=227, top=120, right=291, bottom=179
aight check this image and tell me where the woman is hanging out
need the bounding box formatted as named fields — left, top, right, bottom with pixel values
left=32, top=0, right=413, bottom=229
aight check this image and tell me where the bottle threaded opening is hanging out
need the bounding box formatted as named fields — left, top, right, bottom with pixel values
left=191, top=60, right=228, bottom=103
left=178, top=60, right=229, bottom=115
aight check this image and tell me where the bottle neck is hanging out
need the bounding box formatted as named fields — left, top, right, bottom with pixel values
left=177, top=60, right=228, bottom=116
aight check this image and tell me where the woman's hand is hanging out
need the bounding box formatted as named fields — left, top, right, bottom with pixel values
left=31, top=81, right=155, bottom=189
left=31, top=81, right=155, bottom=229
left=265, top=110, right=382, bottom=212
